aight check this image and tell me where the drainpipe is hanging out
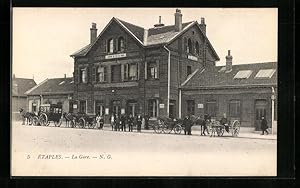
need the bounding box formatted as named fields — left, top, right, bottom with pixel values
left=179, top=89, right=182, bottom=119
left=164, top=46, right=171, bottom=117
left=271, top=87, right=275, bottom=134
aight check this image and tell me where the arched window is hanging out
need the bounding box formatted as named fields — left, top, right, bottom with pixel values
left=107, top=38, right=114, bottom=53
left=184, top=37, right=187, bottom=53
left=195, top=41, right=199, bottom=55
left=187, top=38, right=192, bottom=54
left=118, top=37, right=125, bottom=52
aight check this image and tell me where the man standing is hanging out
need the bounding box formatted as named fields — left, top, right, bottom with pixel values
left=183, top=115, right=193, bottom=135
left=136, top=115, right=142, bottom=133
left=110, top=113, right=115, bottom=131
left=220, top=113, right=229, bottom=133
left=128, top=114, right=134, bottom=132
left=261, top=116, right=269, bottom=135
left=121, top=114, right=126, bottom=131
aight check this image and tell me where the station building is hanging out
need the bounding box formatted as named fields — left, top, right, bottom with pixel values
left=70, top=9, right=219, bottom=123
left=70, top=9, right=277, bottom=130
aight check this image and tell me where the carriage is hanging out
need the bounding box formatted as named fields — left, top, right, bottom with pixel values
left=207, top=118, right=240, bottom=137
left=37, top=104, right=63, bottom=127
left=150, top=117, right=183, bottom=134
left=68, top=112, right=96, bottom=129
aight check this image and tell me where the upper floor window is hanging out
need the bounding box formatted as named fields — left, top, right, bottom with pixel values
left=97, top=66, right=107, bottom=82
left=147, top=61, right=158, bottom=79
left=187, top=38, right=192, bottom=54
left=118, top=37, right=125, bottom=52
left=123, top=63, right=138, bottom=81
left=107, top=38, right=114, bottom=53
left=80, top=68, right=87, bottom=83
left=195, top=41, right=199, bottom=55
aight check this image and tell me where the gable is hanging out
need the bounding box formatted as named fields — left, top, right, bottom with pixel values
left=87, top=19, right=144, bottom=57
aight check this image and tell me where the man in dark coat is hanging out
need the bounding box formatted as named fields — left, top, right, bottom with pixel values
left=136, top=115, right=142, bottom=132
left=220, top=113, right=229, bottom=132
left=128, top=114, right=134, bottom=132
left=261, top=116, right=269, bottom=135
left=120, top=114, right=126, bottom=131
left=183, top=115, right=193, bottom=135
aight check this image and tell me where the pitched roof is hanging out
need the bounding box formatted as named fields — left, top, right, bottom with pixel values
left=12, top=78, right=37, bottom=97
left=25, top=77, right=74, bottom=96
left=181, top=62, right=277, bottom=89
left=71, top=18, right=219, bottom=61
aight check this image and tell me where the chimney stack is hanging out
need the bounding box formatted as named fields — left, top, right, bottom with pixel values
left=174, top=9, right=182, bottom=32
left=154, top=16, right=165, bottom=27
left=199, top=17, right=206, bottom=35
left=143, top=29, right=148, bottom=45
left=90, top=22, right=97, bottom=44
left=64, top=74, right=66, bottom=79
left=226, top=50, right=233, bottom=72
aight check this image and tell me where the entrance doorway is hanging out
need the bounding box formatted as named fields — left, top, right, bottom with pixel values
left=255, top=99, right=267, bottom=130
left=112, top=100, right=121, bottom=115
left=169, top=100, right=176, bottom=119
left=127, top=101, right=137, bottom=117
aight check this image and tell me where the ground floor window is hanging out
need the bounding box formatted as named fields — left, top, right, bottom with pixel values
left=205, top=100, right=217, bottom=117
left=186, top=100, right=195, bottom=115
left=229, top=100, right=241, bottom=117
left=79, top=100, right=86, bottom=113
left=127, top=102, right=137, bottom=117
left=148, top=99, right=158, bottom=118
left=32, top=102, right=37, bottom=112
left=112, top=100, right=121, bottom=115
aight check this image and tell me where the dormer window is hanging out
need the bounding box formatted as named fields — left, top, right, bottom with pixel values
left=118, top=37, right=125, bottom=52
left=107, top=38, right=114, bottom=53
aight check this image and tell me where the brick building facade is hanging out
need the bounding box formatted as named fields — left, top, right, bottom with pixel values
left=71, top=9, right=219, bottom=123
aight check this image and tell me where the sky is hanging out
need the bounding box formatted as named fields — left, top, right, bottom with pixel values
left=13, top=8, right=278, bottom=84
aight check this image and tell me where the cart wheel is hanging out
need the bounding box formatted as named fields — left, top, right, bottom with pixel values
left=39, top=113, right=48, bottom=126
left=78, top=118, right=85, bottom=128
left=174, top=124, right=182, bottom=134
left=54, top=118, right=62, bottom=127
left=231, top=120, right=240, bottom=137
left=162, top=124, right=172, bottom=134
left=88, top=121, right=95, bottom=129
left=32, top=116, right=39, bottom=126
left=153, top=121, right=163, bottom=134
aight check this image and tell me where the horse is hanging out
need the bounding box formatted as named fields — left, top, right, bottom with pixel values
left=19, top=108, right=36, bottom=125
left=63, top=112, right=76, bottom=128
left=190, top=115, right=210, bottom=136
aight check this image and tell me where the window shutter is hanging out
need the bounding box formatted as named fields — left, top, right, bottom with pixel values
left=77, top=68, right=81, bottom=83
left=156, top=60, right=159, bottom=79
left=113, top=38, right=117, bottom=52
left=144, top=61, right=147, bottom=80
left=104, top=66, right=107, bottom=82
left=121, top=64, right=124, bottom=81
left=104, top=40, right=107, bottom=53
left=92, top=66, right=96, bottom=83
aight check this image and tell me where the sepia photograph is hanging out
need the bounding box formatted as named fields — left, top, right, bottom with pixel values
left=11, top=8, right=278, bottom=176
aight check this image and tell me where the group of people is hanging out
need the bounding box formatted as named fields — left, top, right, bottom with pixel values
left=108, top=113, right=149, bottom=132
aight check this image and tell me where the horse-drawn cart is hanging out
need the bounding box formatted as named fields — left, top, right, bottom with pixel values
left=38, top=104, right=63, bottom=127
left=208, top=119, right=240, bottom=137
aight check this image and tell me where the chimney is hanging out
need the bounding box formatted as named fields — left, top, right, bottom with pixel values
left=90, top=22, right=97, bottom=44
left=199, top=17, right=206, bottom=35
left=226, top=50, right=233, bottom=72
left=143, top=29, right=148, bottom=45
left=174, top=9, right=182, bottom=32
left=64, top=74, right=66, bottom=79
left=154, top=16, right=165, bottom=27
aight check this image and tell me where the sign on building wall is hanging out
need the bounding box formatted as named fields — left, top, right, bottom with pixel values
left=187, top=55, right=198, bottom=61
left=197, top=103, right=204, bottom=108
left=159, top=104, right=165, bottom=109
left=105, top=108, right=109, bottom=115
left=121, top=108, right=125, bottom=114
left=105, top=53, right=126, bottom=59
left=73, top=104, right=77, bottom=109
